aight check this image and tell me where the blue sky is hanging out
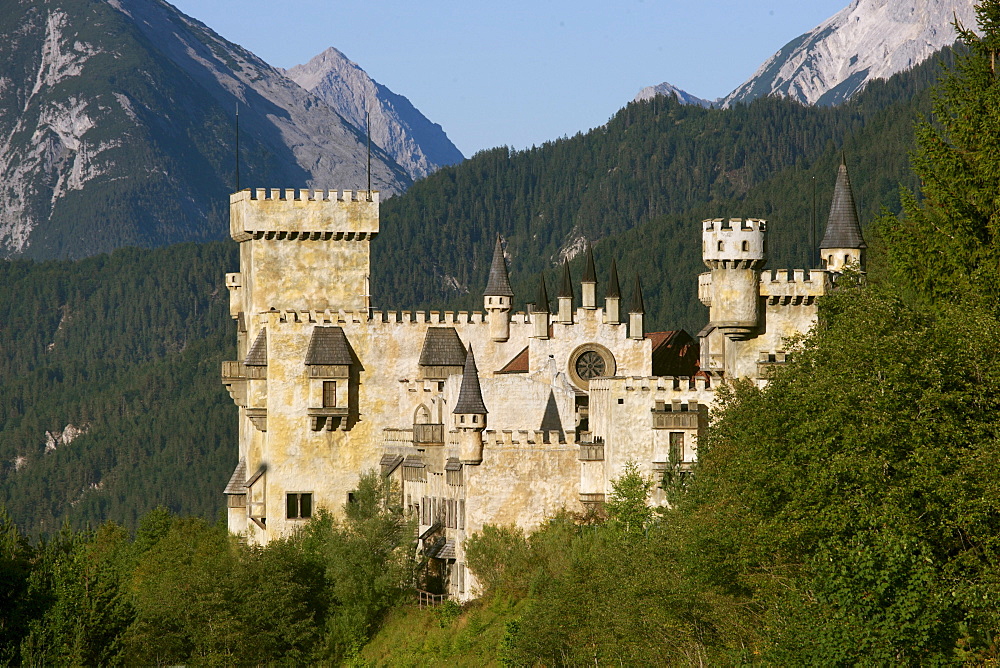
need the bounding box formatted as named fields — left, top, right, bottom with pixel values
left=170, top=0, right=849, bottom=157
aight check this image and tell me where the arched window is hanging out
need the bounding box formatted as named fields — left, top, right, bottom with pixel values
left=717, top=240, right=724, bottom=252
left=742, top=241, right=749, bottom=252
left=414, top=404, right=431, bottom=425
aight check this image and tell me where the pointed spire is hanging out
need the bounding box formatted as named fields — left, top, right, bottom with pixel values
left=453, top=345, right=488, bottom=415
left=820, top=156, right=867, bottom=250
left=582, top=241, right=597, bottom=283
left=606, top=260, right=621, bottom=298
left=533, top=273, right=550, bottom=313
left=484, top=234, right=514, bottom=297
left=559, top=259, right=574, bottom=299
left=629, top=275, right=645, bottom=314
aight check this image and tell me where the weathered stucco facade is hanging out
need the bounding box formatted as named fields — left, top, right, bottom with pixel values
left=221, top=160, right=865, bottom=600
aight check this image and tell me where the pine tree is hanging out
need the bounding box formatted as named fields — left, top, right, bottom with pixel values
left=875, top=1, right=1000, bottom=304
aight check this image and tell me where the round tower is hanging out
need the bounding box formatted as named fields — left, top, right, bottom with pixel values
left=483, top=235, right=513, bottom=342
left=702, top=218, right=767, bottom=341
left=454, top=346, right=487, bottom=466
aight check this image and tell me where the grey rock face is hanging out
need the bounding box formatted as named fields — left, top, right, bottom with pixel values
left=286, top=47, right=464, bottom=181
left=0, top=0, right=411, bottom=259
left=722, top=0, right=976, bottom=107
left=634, top=82, right=713, bottom=108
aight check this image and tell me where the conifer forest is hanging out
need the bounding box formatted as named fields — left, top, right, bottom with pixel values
left=4, top=3, right=1000, bottom=664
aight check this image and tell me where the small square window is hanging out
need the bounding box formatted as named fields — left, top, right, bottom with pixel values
left=618, top=398, right=624, bottom=405
left=286, top=492, right=312, bottom=519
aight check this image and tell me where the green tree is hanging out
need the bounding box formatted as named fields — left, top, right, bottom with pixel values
left=875, top=0, right=1000, bottom=305
left=604, top=460, right=653, bottom=534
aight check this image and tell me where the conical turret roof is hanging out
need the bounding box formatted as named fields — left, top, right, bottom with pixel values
left=484, top=235, right=514, bottom=297
left=629, top=275, right=645, bottom=314
left=532, top=273, right=550, bottom=313
left=582, top=242, right=597, bottom=283
left=453, top=345, right=488, bottom=415
left=559, top=259, right=574, bottom=299
left=820, top=157, right=867, bottom=250
left=606, top=259, right=621, bottom=298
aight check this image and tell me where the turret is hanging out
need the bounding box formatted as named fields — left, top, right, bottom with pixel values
left=454, top=346, right=487, bottom=465
left=702, top=218, right=767, bottom=341
left=820, top=156, right=866, bottom=272
left=581, top=242, right=597, bottom=309
left=532, top=274, right=550, bottom=339
left=558, top=260, right=574, bottom=324
left=605, top=259, right=621, bottom=325
left=484, top=235, right=514, bottom=341
left=628, top=275, right=645, bottom=340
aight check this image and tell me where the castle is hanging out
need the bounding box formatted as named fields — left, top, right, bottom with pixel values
left=221, top=159, right=865, bottom=600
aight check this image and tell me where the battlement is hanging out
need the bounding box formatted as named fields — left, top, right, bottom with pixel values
left=265, top=309, right=537, bottom=327
left=702, top=217, right=767, bottom=268
left=760, top=269, right=832, bottom=304
left=590, top=374, right=713, bottom=394
left=482, top=429, right=582, bottom=447
left=702, top=217, right=766, bottom=233
left=229, top=188, right=379, bottom=242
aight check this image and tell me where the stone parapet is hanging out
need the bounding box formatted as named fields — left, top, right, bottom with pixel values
left=230, top=188, right=379, bottom=242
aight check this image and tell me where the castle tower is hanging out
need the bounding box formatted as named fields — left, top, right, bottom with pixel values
left=820, top=157, right=867, bottom=272
left=628, top=275, right=645, bottom=340
left=581, top=242, right=597, bottom=309
left=484, top=235, right=514, bottom=342
left=702, top=218, right=767, bottom=341
left=532, top=273, right=551, bottom=339
left=454, top=346, right=488, bottom=465
left=229, top=189, right=378, bottom=315
left=558, top=259, right=574, bottom=324
left=605, top=259, right=621, bottom=325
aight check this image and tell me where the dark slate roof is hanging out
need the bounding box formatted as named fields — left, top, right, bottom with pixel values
left=305, top=326, right=352, bottom=365
left=403, top=454, right=426, bottom=468
left=820, top=157, right=867, bottom=249
left=496, top=346, right=529, bottom=374
left=532, top=273, right=550, bottom=313
left=606, top=259, right=621, bottom=298
left=582, top=241, right=597, bottom=283
left=648, top=330, right=700, bottom=377
left=629, top=275, right=645, bottom=314
left=454, top=346, right=488, bottom=415
left=245, top=328, right=267, bottom=366
left=559, top=259, right=574, bottom=299
left=419, top=521, right=443, bottom=541
left=427, top=539, right=456, bottom=560
left=224, top=459, right=246, bottom=495
left=484, top=235, right=514, bottom=297
left=419, top=327, right=467, bottom=367
left=380, top=454, right=404, bottom=476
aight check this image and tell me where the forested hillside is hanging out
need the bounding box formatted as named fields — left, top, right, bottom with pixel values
left=0, top=243, right=237, bottom=536
left=373, top=49, right=946, bottom=332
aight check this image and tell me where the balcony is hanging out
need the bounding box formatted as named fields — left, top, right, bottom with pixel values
left=413, top=423, right=445, bottom=445
left=221, top=361, right=266, bottom=380
left=578, top=442, right=605, bottom=461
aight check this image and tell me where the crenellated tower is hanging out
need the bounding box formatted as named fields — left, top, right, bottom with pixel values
left=228, top=189, right=378, bottom=317
left=702, top=217, right=767, bottom=341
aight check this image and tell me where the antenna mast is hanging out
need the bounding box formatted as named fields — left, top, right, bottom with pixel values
left=366, top=110, right=372, bottom=194
left=235, top=103, right=240, bottom=192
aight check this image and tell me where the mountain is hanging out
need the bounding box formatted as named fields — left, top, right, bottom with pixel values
left=723, top=0, right=975, bottom=107
left=0, top=0, right=411, bottom=261
left=285, top=47, right=464, bottom=181
left=633, top=82, right=713, bottom=108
